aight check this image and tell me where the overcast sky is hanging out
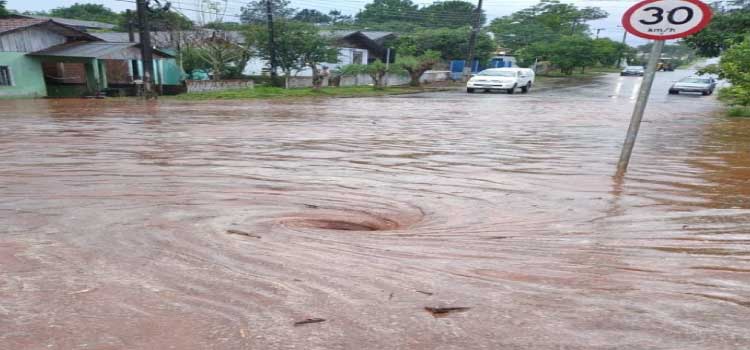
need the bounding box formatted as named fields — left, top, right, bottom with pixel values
left=6, top=0, right=645, bottom=43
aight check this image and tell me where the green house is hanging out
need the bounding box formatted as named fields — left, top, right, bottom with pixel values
left=0, top=16, right=181, bottom=99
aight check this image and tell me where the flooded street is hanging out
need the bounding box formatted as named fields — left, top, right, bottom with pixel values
left=2, top=71, right=749, bottom=349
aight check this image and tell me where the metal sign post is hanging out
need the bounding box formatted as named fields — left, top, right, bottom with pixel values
left=615, top=0, right=712, bottom=176
left=615, top=39, right=664, bottom=177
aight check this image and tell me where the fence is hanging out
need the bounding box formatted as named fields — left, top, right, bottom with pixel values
left=185, top=79, right=254, bottom=93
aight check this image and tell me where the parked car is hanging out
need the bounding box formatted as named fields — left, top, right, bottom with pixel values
left=669, top=76, right=717, bottom=95
left=621, top=66, right=645, bottom=76
left=466, top=68, right=535, bottom=94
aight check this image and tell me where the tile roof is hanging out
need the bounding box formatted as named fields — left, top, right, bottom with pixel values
left=0, top=17, right=47, bottom=34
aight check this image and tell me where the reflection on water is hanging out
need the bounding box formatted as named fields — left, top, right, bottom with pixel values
left=1, top=74, right=749, bottom=349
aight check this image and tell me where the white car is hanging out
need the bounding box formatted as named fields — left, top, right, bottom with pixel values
left=466, top=68, right=535, bottom=94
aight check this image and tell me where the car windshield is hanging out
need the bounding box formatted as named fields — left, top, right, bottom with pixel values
left=478, top=70, right=516, bottom=77
left=626, top=66, right=643, bottom=70
left=680, top=77, right=710, bottom=84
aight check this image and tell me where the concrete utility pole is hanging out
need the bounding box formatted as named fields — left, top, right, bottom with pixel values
left=617, top=29, right=628, bottom=67
left=136, top=0, right=155, bottom=97
left=615, top=40, right=665, bottom=177
left=463, top=0, right=483, bottom=80
left=126, top=10, right=135, bottom=43
left=265, top=0, right=278, bottom=84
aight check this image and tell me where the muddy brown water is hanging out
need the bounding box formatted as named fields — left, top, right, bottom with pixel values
left=1, top=72, right=749, bottom=349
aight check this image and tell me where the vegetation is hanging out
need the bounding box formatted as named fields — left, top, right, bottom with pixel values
left=396, top=50, right=441, bottom=86
left=175, top=86, right=427, bottom=100
left=118, top=7, right=193, bottom=31
left=489, top=0, right=607, bottom=52
left=688, top=3, right=750, bottom=116
left=484, top=0, right=630, bottom=75
left=390, top=26, right=495, bottom=62
left=339, top=60, right=404, bottom=89
left=30, top=3, right=120, bottom=24
left=0, top=1, right=10, bottom=17
left=240, top=0, right=296, bottom=24
left=247, top=21, right=338, bottom=88
left=683, top=5, right=750, bottom=56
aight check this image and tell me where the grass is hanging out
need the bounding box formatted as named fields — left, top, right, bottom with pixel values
left=727, top=106, right=750, bottom=118
left=174, top=86, right=430, bottom=100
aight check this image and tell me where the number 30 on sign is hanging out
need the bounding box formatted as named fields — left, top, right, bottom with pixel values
left=622, top=0, right=712, bottom=40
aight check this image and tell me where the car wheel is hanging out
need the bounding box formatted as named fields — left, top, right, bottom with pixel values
left=467, top=88, right=475, bottom=93
left=702, top=90, right=710, bottom=96
left=507, top=84, right=516, bottom=94
left=620, top=73, right=625, bottom=76
left=521, top=82, right=531, bottom=93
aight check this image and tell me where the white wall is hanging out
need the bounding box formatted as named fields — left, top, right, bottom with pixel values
left=242, top=47, right=369, bottom=77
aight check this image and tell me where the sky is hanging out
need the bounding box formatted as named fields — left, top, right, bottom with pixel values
left=6, top=0, right=647, bottom=44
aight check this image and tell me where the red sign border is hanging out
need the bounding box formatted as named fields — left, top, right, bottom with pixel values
left=622, top=0, right=713, bottom=40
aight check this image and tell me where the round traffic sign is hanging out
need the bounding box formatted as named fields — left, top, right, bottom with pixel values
left=622, top=0, right=712, bottom=40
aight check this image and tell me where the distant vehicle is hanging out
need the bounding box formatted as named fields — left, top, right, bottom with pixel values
left=669, top=76, right=717, bottom=95
left=657, top=61, right=675, bottom=71
left=466, top=68, right=535, bottom=94
left=621, top=66, right=645, bottom=76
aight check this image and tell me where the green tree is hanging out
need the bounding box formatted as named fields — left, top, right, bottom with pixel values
left=293, top=9, right=331, bottom=24
left=419, top=1, right=485, bottom=28
left=393, top=27, right=495, bottom=62
left=35, top=3, right=121, bottom=24
left=684, top=8, right=750, bottom=57
left=489, top=0, right=607, bottom=51
left=189, top=32, right=252, bottom=80
left=356, top=0, right=419, bottom=24
left=0, top=1, right=9, bottom=17
left=328, top=10, right=353, bottom=25
left=592, top=38, right=635, bottom=67
left=702, top=39, right=750, bottom=106
left=248, top=21, right=339, bottom=88
left=240, top=0, right=295, bottom=24
left=119, top=9, right=193, bottom=31
left=520, top=35, right=595, bottom=74
left=396, top=50, right=441, bottom=86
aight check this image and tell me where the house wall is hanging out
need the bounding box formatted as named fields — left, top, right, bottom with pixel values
left=242, top=48, right=369, bottom=77
left=0, top=26, right=67, bottom=52
left=0, top=52, right=47, bottom=99
left=160, top=58, right=183, bottom=85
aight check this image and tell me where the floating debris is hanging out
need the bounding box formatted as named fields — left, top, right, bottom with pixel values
left=226, top=229, right=261, bottom=239
left=424, top=306, right=471, bottom=317
left=294, top=318, right=326, bottom=326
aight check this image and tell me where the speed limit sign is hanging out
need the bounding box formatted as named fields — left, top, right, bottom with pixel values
left=622, top=0, right=712, bottom=40
left=616, top=0, right=712, bottom=176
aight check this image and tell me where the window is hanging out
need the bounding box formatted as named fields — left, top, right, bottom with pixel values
left=352, top=50, right=364, bottom=65
left=0, top=66, right=12, bottom=86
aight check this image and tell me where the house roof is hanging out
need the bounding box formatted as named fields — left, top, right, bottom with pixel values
left=0, top=17, right=47, bottom=34
left=27, top=16, right=116, bottom=30
left=326, top=30, right=395, bottom=43
left=92, top=30, right=246, bottom=47
left=0, top=17, right=101, bottom=41
left=28, top=41, right=173, bottom=59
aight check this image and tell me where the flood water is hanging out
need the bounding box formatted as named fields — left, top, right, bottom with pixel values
left=1, top=71, right=749, bottom=349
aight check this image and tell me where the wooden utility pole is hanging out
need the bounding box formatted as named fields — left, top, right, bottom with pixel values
left=463, top=0, right=483, bottom=80
left=265, top=0, right=278, bottom=84
left=136, top=0, right=156, bottom=97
